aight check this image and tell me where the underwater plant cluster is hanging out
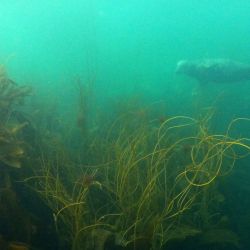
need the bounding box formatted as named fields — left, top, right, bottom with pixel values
left=0, top=66, right=250, bottom=250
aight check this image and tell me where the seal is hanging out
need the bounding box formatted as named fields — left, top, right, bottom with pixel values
left=176, top=59, right=250, bottom=83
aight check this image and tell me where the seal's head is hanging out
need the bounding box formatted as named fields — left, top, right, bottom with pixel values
left=175, top=60, right=189, bottom=74
left=176, top=60, right=198, bottom=76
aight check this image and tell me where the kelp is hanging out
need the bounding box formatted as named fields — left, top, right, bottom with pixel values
left=0, top=123, right=27, bottom=168
left=0, top=65, right=31, bottom=124
left=0, top=65, right=34, bottom=247
left=25, top=104, right=250, bottom=250
left=0, top=64, right=31, bottom=168
left=1, top=66, right=248, bottom=249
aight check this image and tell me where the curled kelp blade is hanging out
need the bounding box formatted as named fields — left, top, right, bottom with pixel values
left=0, top=158, right=21, bottom=168
left=9, top=122, right=29, bottom=135
left=0, top=139, right=25, bottom=168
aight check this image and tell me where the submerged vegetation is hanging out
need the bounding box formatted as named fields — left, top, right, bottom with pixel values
left=0, top=66, right=250, bottom=250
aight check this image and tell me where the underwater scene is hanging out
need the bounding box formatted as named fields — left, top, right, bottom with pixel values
left=1, top=0, right=250, bottom=249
